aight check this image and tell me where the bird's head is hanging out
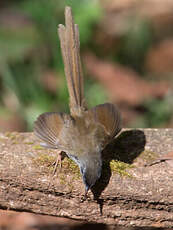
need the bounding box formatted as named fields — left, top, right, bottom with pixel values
left=68, top=152, right=102, bottom=194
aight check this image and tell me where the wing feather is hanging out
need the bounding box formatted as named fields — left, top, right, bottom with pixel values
left=34, top=112, right=71, bottom=148
left=89, top=103, right=121, bottom=139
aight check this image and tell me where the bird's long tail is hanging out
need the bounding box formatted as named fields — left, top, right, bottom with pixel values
left=58, top=7, right=85, bottom=116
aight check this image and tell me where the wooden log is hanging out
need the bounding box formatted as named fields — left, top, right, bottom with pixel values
left=0, top=129, right=173, bottom=228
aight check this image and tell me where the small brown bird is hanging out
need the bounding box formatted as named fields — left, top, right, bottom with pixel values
left=34, top=6, right=121, bottom=194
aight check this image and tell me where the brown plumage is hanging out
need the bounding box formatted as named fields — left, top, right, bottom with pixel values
left=34, top=6, right=122, bottom=193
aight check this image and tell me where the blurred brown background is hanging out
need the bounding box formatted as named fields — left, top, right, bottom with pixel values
left=0, top=0, right=173, bottom=132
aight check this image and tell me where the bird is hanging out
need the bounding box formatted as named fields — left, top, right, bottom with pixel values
left=34, top=6, right=122, bottom=195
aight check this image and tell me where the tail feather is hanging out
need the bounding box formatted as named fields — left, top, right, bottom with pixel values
left=58, top=7, right=85, bottom=115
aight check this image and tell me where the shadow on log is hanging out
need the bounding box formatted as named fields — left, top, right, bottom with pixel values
left=92, top=130, right=146, bottom=211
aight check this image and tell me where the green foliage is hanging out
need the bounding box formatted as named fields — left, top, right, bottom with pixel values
left=0, top=26, right=38, bottom=61
left=117, top=18, right=153, bottom=73
left=0, top=0, right=101, bottom=130
left=0, top=1, right=172, bottom=130
left=131, top=94, right=173, bottom=128
left=144, top=95, right=173, bottom=127
left=67, top=0, right=102, bottom=45
left=85, top=78, right=108, bottom=108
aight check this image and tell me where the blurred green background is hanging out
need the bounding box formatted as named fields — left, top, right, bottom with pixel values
left=0, top=0, right=173, bottom=132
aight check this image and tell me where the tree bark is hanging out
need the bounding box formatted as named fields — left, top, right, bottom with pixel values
left=0, top=129, right=173, bottom=228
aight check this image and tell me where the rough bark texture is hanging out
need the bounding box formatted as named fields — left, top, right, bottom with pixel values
left=0, top=129, right=173, bottom=228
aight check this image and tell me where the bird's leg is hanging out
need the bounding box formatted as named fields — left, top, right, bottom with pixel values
left=84, top=189, right=88, bottom=197
left=83, top=187, right=90, bottom=200
left=52, top=150, right=63, bottom=174
left=48, top=150, right=63, bottom=188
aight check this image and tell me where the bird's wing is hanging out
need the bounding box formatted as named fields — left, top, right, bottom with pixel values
left=88, top=103, right=122, bottom=139
left=34, top=112, right=73, bottom=149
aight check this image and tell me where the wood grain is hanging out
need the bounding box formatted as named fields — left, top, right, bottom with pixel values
left=0, top=129, right=173, bottom=228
